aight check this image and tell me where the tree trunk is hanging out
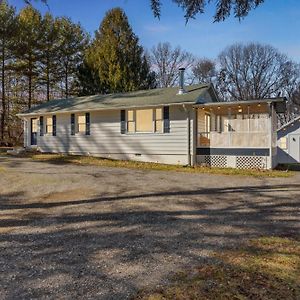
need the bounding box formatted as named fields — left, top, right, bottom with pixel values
left=46, top=56, right=50, bottom=101
left=28, top=73, right=32, bottom=109
left=65, top=64, right=69, bottom=98
left=1, top=45, right=5, bottom=143
left=28, top=55, right=32, bottom=109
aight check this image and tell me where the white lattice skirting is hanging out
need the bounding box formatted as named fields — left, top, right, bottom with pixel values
left=197, top=155, right=269, bottom=169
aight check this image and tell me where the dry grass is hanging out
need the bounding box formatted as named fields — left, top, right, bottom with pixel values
left=20, top=153, right=293, bottom=178
left=135, top=237, right=300, bottom=300
left=0, top=147, right=11, bottom=155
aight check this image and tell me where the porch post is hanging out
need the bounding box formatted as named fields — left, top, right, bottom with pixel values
left=269, top=102, right=274, bottom=169
left=247, top=105, right=250, bottom=132
left=192, top=107, right=197, bottom=166
left=228, top=107, right=231, bottom=147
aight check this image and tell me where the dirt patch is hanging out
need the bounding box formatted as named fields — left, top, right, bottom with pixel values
left=39, top=188, right=96, bottom=202
left=0, top=156, right=299, bottom=299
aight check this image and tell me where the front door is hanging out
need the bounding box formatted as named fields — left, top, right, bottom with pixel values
left=30, top=118, right=38, bottom=146
left=289, top=134, right=300, bottom=162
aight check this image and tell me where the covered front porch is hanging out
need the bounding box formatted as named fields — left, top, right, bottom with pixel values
left=194, top=99, right=285, bottom=169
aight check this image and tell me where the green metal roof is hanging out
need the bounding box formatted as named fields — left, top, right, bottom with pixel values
left=18, top=84, right=218, bottom=116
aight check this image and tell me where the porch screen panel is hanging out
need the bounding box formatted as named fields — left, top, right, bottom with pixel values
left=136, top=109, right=153, bottom=132
left=205, top=113, right=211, bottom=132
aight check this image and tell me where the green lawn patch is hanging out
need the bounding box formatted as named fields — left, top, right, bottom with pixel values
left=135, top=237, right=300, bottom=300
left=0, top=147, right=12, bottom=155
left=18, top=152, right=292, bottom=178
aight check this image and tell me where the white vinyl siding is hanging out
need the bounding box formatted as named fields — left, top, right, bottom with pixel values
left=31, top=105, right=194, bottom=165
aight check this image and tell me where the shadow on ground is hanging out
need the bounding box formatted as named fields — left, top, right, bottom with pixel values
left=0, top=158, right=299, bottom=299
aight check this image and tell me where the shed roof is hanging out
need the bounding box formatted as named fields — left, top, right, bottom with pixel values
left=18, top=84, right=218, bottom=117
left=278, top=115, right=300, bottom=132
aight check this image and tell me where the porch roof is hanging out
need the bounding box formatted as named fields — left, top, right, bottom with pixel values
left=194, top=97, right=287, bottom=113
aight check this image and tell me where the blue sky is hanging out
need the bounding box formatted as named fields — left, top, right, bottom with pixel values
left=10, top=0, right=300, bottom=62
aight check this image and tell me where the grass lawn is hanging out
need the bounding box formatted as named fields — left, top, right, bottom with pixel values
left=135, top=237, right=300, bottom=300
left=0, top=147, right=12, bottom=154
left=15, top=152, right=293, bottom=178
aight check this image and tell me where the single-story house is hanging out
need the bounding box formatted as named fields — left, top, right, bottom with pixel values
left=17, top=70, right=286, bottom=169
left=277, top=116, right=300, bottom=164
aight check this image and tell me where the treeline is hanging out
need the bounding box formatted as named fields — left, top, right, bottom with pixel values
left=0, top=1, right=89, bottom=144
left=1, top=1, right=300, bottom=146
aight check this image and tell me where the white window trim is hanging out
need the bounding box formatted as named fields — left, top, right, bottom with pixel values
left=45, top=116, right=53, bottom=135
left=126, top=108, right=164, bottom=134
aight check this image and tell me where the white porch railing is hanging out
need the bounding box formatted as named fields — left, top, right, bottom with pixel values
left=197, top=131, right=270, bottom=148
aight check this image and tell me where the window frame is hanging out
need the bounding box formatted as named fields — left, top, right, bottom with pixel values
left=45, top=116, right=53, bottom=135
left=77, top=114, right=87, bottom=134
left=73, top=113, right=91, bottom=136
left=154, top=108, right=163, bottom=133
left=279, top=137, right=287, bottom=150
left=125, top=107, right=166, bottom=134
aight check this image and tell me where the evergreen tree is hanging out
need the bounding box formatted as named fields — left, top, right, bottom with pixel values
left=15, top=5, right=42, bottom=109
left=86, top=7, right=155, bottom=94
left=39, top=13, right=61, bottom=101
left=0, top=0, right=17, bottom=142
left=56, top=17, right=88, bottom=98
left=77, top=58, right=103, bottom=96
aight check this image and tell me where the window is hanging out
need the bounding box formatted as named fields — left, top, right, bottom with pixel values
left=279, top=137, right=287, bottom=149
left=125, top=107, right=169, bottom=134
left=127, top=110, right=135, bottom=133
left=31, top=118, right=38, bottom=133
left=136, top=109, right=153, bottom=132
left=46, top=116, right=53, bottom=134
left=155, top=108, right=163, bottom=133
left=72, top=113, right=90, bottom=135
left=77, top=114, right=86, bottom=133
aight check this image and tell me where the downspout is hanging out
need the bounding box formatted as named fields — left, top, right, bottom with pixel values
left=183, top=104, right=191, bottom=166
left=269, top=102, right=274, bottom=169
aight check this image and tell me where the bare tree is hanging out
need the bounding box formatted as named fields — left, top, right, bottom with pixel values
left=192, top=58, right=217, bottom=84
left=150, top=42, right=194, bottom=88
left=218, top=43, right=300, bottom=101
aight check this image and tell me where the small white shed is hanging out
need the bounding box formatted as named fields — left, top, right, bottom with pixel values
left=277, top=116, right=300, bottom=164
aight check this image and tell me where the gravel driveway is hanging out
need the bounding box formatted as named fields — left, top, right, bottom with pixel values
left=0, top=156, right=299, bottom=299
